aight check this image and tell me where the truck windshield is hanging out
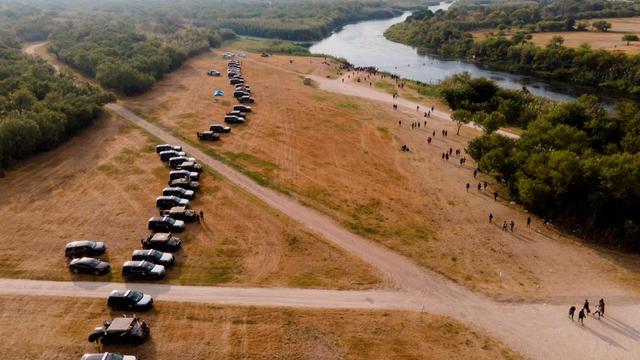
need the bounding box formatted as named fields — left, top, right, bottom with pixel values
left=106, top=354, right=124, bottom=360
left=143, top=262, right=155, bottom=271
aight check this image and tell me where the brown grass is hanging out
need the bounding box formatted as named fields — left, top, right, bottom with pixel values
left=0, top=112, right=381, bottom=289
left=122, top=49, right=640, bottom=301
left=0, top=295, right=523, bottom=360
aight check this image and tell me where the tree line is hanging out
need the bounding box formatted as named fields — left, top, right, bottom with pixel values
left=445, top=74, right=640, bottom=251
left=47, top=19, right=227, bottom=95
left=0, top=36, right=114, bottom=172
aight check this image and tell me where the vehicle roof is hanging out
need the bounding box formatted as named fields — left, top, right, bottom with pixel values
left=123, top=260, right=147, bottom=267
left=132, top=249, right=157, bottom=256
left=109, top=289, right=127, bottom=297
left=71, top=257, right=99, bottom=264
left=151, top=233, right=172, bottom=240
left=168, top=206, right=187, bottom=213
left=106, top=317, right=137, bottom=332
left=66, top=240, right=95, bottom=248
left=163, top=187, right=184, bottom=192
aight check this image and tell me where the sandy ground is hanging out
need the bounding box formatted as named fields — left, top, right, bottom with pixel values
left=123, top=49, right=640, bottom=302
left=0, top=111, right=381, bottom=289
left=0, top=295, right=521, bottom=360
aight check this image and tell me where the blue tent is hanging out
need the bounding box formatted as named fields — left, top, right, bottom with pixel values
left=214, top=90, right=224, bottom=97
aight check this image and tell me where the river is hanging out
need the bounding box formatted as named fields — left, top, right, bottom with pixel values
left=309, top=2, right=591, bottom=103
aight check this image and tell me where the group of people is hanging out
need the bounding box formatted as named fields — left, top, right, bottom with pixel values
left=569, top=298, right=606, bottom=325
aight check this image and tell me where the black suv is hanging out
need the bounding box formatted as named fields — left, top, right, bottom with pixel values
left=160, top=206, right=198, bottom=223
left=69, top=257, right=110, bottom=275
left=65, top=240, right=106, bottom=258
left=88, top=316, right=150, bottom=345
left=156, top=195, right=189, bottom=210
left=148, top=216, right=185, bottom=233
left=169, top=170, right=199, bottom=181
left=107, top=289, right=153, bottom=311
left=209, top=124, right=231, bottom=133
left=159, top=150, right=186, bottom=161
left=156, top=144, right=182, bottom=154
left=122, top=260, right=166, bottom=280
left=233, top=105, right=252, bottom=113
left=169, top=178, right=200, bottom=191
left=176, top=161, right=203, bottom=173
left=162, top=186, right=195, bottom=199
left=169, top=156, right=196, bottom=168
left=141, top=233, right=182, bottom=252
left=131, top=249, right=175, bottom=267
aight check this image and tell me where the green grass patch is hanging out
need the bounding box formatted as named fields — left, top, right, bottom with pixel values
left=227, top=38, right=311, bottom=56
left=177, top=112, right=196, bottom=119
left=222, top=151, right=279, bottom=171
left=408, top=83, right=440, bottom=98
left=312, top=94, right=329, bottom=102
left=337, top=101, right=360, bottom=110
left=96, top=163, right=119, bottom=175
left=374, top=81, right=397, bottom=94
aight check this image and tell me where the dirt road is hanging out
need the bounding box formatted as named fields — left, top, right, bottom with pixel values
left=19, top=43, right=640, bottom=360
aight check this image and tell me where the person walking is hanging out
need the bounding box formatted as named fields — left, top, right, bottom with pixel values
left=473, top=169, right=477, bottom=178
left=427, top=137, right=432, bottom=144
left=583, top=299, right=591, bottom=314
left=510, top=220, right=515, bottom=232
left=527, top=216, right=531, bottom=227
left=578, top=308, right=586, bottom=325
left=569, top=305, right=576, bottom=320
left=489, top=213, right=493, bottom=223
left=399, top=120, right=402, bottom=127
left=599, top=298, right=605, bottom=317
left=502, top=221, right=508, bottom=232
left=433, top=130, right=436, bottom=137
left=199, top=210, right=204, bottom=222
left=477, top=183, right=482, bottom=191
left=466, top=183, right=470, bottom=192
left=493, top=192, right=498, bottom=201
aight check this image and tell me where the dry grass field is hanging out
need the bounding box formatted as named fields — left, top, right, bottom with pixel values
left=0, top=112, right=381, bottom=289
left=122, top=49, right=640, bottom=300
left=472, top=17, right=640, bottom=54
left=0, top=295, right=522, bottom=360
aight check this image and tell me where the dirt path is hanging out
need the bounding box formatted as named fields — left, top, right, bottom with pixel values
left=0, top=278, right=421, bottom=310
left=20, top=43, right=640, bottom=360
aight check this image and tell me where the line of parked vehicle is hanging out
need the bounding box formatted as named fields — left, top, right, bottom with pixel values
left=71, top=145, right=207, bottom=359
left=197, top=56, right=254, bottom=141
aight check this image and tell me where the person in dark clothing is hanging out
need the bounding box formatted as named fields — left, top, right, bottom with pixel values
left=399, top=120, right=402, bottom=127
left=445, top=153, right=449, bottom=160
left=489, top=213, right=493, bottom=223
left=569, top=306, right=576, bottom=320
left=199, top=210, right=204, bottom=221
left=477, top=183, right=482, bottom=191
left=427, top=137, right=432, bottom=144
left=527, top=217, right=531, bottom=227
left=510, top=220, right=514, bottom=232
left=433, top=130, right=436, bottom=137
left=493, top=192, right=498, bottom=201
left=473, top=169, right=477, bottom=178
left=442, top=153, right=445, bottom=160
left=584, top=299, right=590, bottom=314
left=599, top=298, right=605, bottom=317
left=466, top=183, right=470, bottom=192
left=578, top=309, right=586, bottom=325
left=483, top=181, right=488, bottom=190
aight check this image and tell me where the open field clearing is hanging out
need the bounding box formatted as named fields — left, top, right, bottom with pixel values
left=0, top=112, right=381, bottom=289
left=472, top=17, right=640, bottom=54
left=0, top=295, right=522, bottom=360
left=122, top=50, right=640, bottom=301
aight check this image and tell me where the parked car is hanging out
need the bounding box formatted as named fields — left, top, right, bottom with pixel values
left=65, top=240, right=106, bottom=258
left=148, top=216, right=185, bottom=233
left=155, top=195, right=189, bottom=210
left=160, top=150, right=186, bottom=161
left=197, top=131, right=220, bottom=141
left=224, top=115, right=245, bottom=124
left=107, top=289, right=153, bottom=311
left=162, top=186, right=195, bottom=200
left=155, top=144, right=181, bottom=154
left=132, top=249, right=175, bottom=267
left=160, top=206, right=198, bottom=223
left=88, top=316, right=150, bottom=345
left=81, top=353, right=137, bottom=360
left=207, top=69, right=220, bottom=76
left=233, top=91, right=250, bottom=98
left=230, top=78, right=244, bottom=85
left=141, top=233, right=181, bottom=252
left=209, top=124, right=231, bottom=133
left=169, top=178, right=200, bottom=190
left=177, top=161, right=202, bottom=173
left=69, top=257, right=110, bottom=275
left=239, top=95, right=255, bottom=103
left=233, top=105, right=252, bottom=112
left=169, top=169, right=199, bottom=181
left=169, top=156, right=196, bottom=168
left=122, top=260, right=166, bottom=280
left=227, top=110, right=247, bottom=118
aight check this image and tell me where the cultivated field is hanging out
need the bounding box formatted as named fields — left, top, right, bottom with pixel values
left=472, top=17, right=640, bottom=54
left=0, top=295, right=522, bottom=360
left=0, top=112, right=381, bottom=289
left=123, top=49, right=640, bottom=300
